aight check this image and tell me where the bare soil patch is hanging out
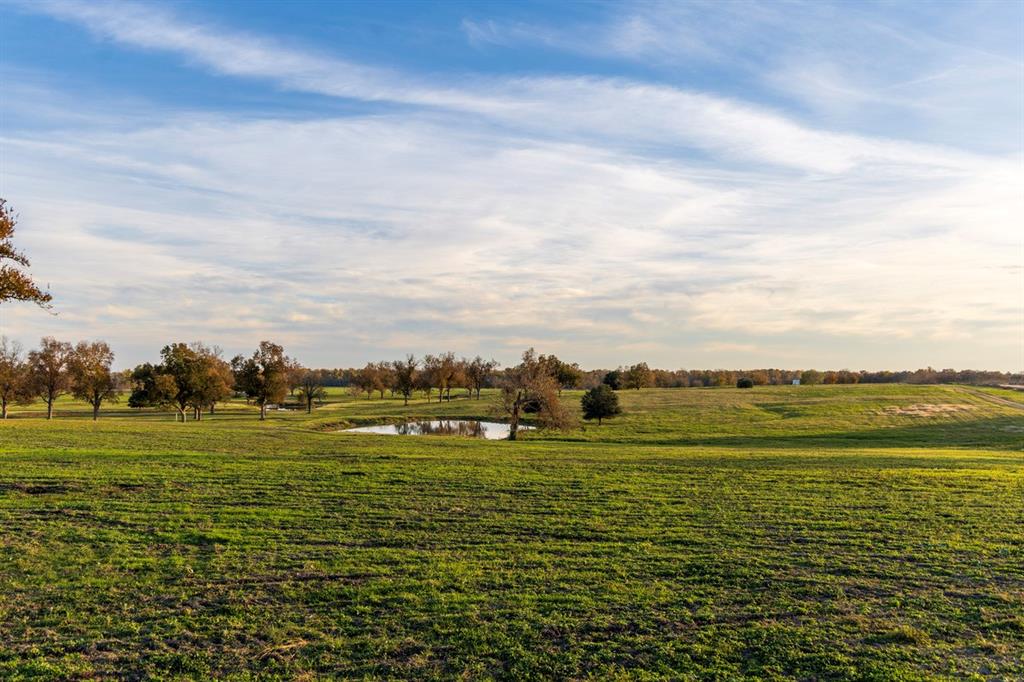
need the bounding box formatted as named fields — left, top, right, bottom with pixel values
left=882, top=404, right=975, bottom=417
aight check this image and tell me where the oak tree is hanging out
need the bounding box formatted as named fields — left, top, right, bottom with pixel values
left=27, top=337, right=72, bottom=419
left=68, top=340, right=118, bottom=420
left=0, top=199, right=52, bottom=308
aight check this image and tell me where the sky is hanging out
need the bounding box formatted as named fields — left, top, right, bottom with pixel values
left=0, top=0, right=1021, bottom=371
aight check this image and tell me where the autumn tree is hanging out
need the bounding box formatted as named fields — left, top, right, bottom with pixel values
left=232, top=341, right=290, bottom=420
left=375, top=361, right=395, bottom=399
left=295, top=369, right=327, bottom=413
left=0, top=336, right=32, bottom=419
left=581, top=384, right=621, bottom=425
left=497, top=348, right=575, bottom=441
left=624, top=362, right=654, bottom=390
left=391, top=355, right=418, bottom=406
left=68, top=340, right=118, bottom=420
left=354, top=363, right=383, bottom=400
left=27, top=337, right=72, bottom=419
left=464, top=356, right=498, bottom=399
left=0, top=199, right=52, bottom=308
left=187, top=343, right=233, bottom=419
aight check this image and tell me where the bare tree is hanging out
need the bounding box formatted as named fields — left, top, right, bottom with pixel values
left=464, top=356, right=498, bottom=399
left=68, top=340, right=118, bottom=420
left=296, top=369, right=327, bottom=413
left=28, top=337, right=72, bottom=419
left=0, top=199, right=52, bottom=308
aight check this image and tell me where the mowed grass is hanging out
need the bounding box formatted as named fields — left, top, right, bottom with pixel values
left=0, top=386, right=1021, bottom=680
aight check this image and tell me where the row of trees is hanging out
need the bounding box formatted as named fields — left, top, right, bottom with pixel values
left=0, top=337, right=117, bottom=419
left=594, top=366, right=1022, bottom=388
left=348, top=353, right=583, bottom=404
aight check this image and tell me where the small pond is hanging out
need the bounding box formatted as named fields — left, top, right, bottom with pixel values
left=340, top=420, right=533, bottom=440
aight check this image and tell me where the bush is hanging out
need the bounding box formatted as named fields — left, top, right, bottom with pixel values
left=737, top=377, right=754, bottom=388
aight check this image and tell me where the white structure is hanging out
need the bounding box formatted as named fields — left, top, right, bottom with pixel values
left=792, top=379, right=801, bottom=385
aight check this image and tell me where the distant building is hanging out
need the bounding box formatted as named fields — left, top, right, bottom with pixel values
left=792, top=379, right=801, bottom=385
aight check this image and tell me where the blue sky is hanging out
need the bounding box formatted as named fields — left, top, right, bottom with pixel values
left=0, top=0, right=1021, bottom=370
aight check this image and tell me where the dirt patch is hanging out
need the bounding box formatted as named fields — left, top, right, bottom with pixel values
left=0, top=482, right=77, bottom=495
left=882, top=404, right=975, bottom=417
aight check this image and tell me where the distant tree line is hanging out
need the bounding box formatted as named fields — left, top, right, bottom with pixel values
left=588, top=366, right=1021, bottom=389
left=1, top=334, right=1018, bottom=422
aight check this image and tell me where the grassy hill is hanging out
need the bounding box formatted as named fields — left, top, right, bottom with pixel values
left=1, top=386, right=1021, bottom=679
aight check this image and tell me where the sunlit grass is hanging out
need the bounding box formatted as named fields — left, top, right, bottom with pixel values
left=1, top=385, right=1021, bottom=678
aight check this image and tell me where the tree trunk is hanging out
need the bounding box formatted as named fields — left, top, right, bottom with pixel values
left=403, top=395, right=409, bottom=406
left=598, top=416, right=602, bottom=425
left=46, top=397, right=54, bottom=420
left=209, top=404, right=215, bottom=415
left=260, top=402, right=267, bottom=420
left=92, top=403, right=100, bottom=421
left=508, top=403, right=520, bottom=441
left=2, top=400, right=8, bottom=419
left=306, top=399, right=312, bottom=414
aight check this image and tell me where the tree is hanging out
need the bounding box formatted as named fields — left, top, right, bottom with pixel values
left=374, top=361, right=395, bottom=399
left=128, top=363, right=180, bottom=418
left=0, top=336, right=32, bottom=419
left=424, top=352, right=459, bottom=402
left=581, top=384, right=621, bottom=425
left=602, top=369, right=623, bottom=390
left=129, top=343, right=199, bottom=422
left=737, top=377, right=754, bottom=388
left=188, top=343, right=233, bottom=419
left=0, top=199, right=52, bottom=308
left=295, top=369, right=327, bottom=413
left=232, top=341, right=290, bottom=420
left=497, top=348, right=575, bottom=441
left=624, top=362, right=653, bottom=390
left=68, top=340, right=118, bottom=420
left=540, top=354, right=583, bottom=395
left=464, top=356, right=498, bottom=399
left=353, top=363, right=383, bottom=400
left=391, top=355, right=418, bottom=406
left=27, top=337, right=72, bottom=419
left=800, top=369, right=823, bottom=386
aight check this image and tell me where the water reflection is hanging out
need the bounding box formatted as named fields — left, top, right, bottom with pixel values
left=340, top=420, right=532, bottom=440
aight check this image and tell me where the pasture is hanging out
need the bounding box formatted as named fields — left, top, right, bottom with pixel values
left=1, top=385, right=1022, bottom=679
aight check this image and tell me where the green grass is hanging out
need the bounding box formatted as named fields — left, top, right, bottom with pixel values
left=1, top=386, right=1021, bottom=679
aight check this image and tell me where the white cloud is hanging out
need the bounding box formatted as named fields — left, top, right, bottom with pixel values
left=1, top=0, right=1020, bottom=370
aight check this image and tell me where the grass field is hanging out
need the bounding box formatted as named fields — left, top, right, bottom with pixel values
left=1, top=385, right=1022, bottom=680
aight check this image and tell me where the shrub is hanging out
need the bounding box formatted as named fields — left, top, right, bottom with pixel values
left=737, top=377, right=754, bottom=388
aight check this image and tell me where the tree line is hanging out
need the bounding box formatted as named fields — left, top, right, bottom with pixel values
left=2, top=334, right=1018, bottom=422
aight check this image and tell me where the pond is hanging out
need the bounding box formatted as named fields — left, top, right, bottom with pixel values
left=340, top=420, right=533, bottom=440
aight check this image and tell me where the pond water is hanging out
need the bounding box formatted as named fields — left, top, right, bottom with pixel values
left=340, top=420, right=533, bottom=440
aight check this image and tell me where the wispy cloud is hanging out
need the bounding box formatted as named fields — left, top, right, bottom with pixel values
left=1, top=0, right=1020, bottom=369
